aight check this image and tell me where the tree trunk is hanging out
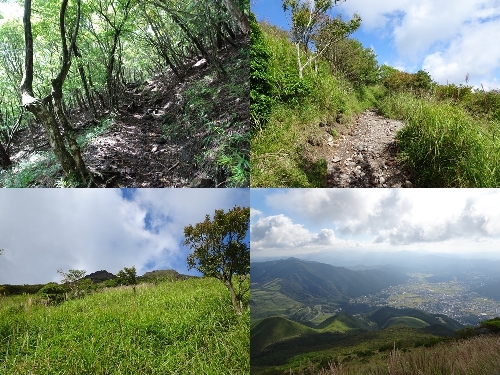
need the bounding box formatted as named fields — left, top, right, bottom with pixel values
left=73, top=44, right=96, bottom=116
left=0, top=142, right=11, bottom=168
left=20, top=0, right=88, bottom=184
left=224, top=279, right=242, bottom=315
left=221, top=0, right=250, bottom=35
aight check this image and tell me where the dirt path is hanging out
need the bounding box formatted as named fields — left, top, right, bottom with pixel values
left=326, top=109, right=414, bottom=188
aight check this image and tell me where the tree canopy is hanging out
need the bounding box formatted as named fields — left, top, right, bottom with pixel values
left=1, top=0, right=250, bottom=187
left=184, top=206, right=250, bottom=314
left=282, top=0, right=360, bottom=77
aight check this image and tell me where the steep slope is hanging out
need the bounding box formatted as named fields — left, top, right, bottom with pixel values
left=251, top=258, right=408, bottom=303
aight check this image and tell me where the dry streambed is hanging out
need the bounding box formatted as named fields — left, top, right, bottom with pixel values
left=327, top=109, right=414, bottom=188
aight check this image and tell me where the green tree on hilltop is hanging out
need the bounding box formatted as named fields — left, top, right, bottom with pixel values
left=116, top=266, right=137, bottom=292
left=184, top=206, right=250, bottom=315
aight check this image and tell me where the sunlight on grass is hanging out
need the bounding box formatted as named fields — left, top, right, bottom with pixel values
left=0, top=278, right=249, bottom=375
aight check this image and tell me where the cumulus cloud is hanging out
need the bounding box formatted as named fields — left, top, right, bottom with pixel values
left=265, top=189, right=390, bottom=225
left=0, top=189, right=249, bottom=284
left=340, top=0, right=500, bottom=88
left=250, top=213, right=351, bottom=256
left=256, top=189, right=500, bottom=253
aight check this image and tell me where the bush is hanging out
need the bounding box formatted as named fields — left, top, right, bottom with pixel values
left=480, top=318, right=500, bottom=333
left=38, top=282, right=66, bottom=304
left=250, top=14, right=274, bottom=129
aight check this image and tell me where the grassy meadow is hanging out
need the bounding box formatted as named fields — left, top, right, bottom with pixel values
left=0, top=277, right=249, bottom=374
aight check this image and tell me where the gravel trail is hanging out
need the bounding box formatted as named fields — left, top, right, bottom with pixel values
left=327, top=109, right=413, bottom=188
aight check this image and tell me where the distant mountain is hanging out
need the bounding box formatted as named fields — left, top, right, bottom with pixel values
left=251, top=258, right=409, bottom=304
left=475, top=281, right=500, bottom=300
left=83, top=270, right=116, bottom=283
left=301, top=251, right=500, bottom=276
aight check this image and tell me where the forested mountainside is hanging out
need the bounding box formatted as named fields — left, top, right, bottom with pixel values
left=250, top=3, right=500, bottom=188
left=0, top=0, right=249, bottom=187
left=251, top=258, right=408, bottom=304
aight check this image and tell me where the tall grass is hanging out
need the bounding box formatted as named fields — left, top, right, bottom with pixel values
left=379, top=92, right=500, bottom=187
left=298, top=335, right=500, bottom=375
left=250, top=23, right=374, bottom=187
left=0, top=278, right=249, bottom=374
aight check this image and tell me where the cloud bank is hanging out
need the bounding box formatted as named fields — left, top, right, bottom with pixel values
left=251, top=189, right=500, bottom=257
left=0, top=189, right=249, bottom=284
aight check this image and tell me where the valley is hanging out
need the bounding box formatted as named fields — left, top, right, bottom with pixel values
left=250, top=258, right=500, bottom=374
left=355, top=274, right=500, bottom=325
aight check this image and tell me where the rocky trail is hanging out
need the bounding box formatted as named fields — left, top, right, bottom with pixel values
left=326, top=109, right=414, bottom=188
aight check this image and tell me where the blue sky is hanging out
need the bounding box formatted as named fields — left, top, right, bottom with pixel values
left=251, top=0, right=500, bottom=90
left=0, top=189, right=249, bottom=284
left=251, top=189, right=500, bottom=260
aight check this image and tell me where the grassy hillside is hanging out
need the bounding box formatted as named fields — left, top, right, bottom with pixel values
left=250, top=306, right=466, bottom=375
left=291, top=334, right=500, bottom=375
left=251, top=316, right=316, bottom=356
left=250, top=20, right=378, bottom=187
left=0, top=278, right=249, bottom=374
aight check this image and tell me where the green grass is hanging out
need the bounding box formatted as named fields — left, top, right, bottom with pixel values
left=0, top=150, right=61, bottom=187
left=0, top=278, right=249, bottom=374
left=379, top=92, right=500, bottom=187
left=250, top=23, right=374, bottom=188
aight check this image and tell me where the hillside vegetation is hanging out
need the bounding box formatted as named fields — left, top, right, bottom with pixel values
left=0, top=278, right=249, bottom=374
left=250, top=8, right=500, bottom=187
left=290, top=334, right=500, bottom=375
left=251, top=258, right=408, bottom=317
left=250, top=307, right=466, bottom=375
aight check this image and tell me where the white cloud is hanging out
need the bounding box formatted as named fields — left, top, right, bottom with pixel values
left=251, top=213, right=353, bottom=256
left=340, top=0, right=500, bottom=88
left=254, top=189, right=500, bottom=255
left=422, top=19, right=500, bottom=86
left=250, top=208, right=263, bottom=219
left=0, top=189, right=249, bottom=284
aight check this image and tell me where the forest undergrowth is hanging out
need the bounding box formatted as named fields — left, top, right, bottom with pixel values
left=1, top=40, right=249, bottom=188
left=0, top=0, right=250, bottom=187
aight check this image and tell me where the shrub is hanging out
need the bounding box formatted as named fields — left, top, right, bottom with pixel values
left=250, top=14, right=274, bottom=129
left=38, top=282, right=66, bottom=304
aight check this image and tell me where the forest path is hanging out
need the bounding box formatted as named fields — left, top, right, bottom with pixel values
left=326, top=109, right=414, bottom=188
left=82, top=75, right=198, bottom=188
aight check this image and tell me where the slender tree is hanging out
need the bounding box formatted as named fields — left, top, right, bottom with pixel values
left=282, top=0, right=360, bottom=78
left=20, top=0, right=88, bottom=184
